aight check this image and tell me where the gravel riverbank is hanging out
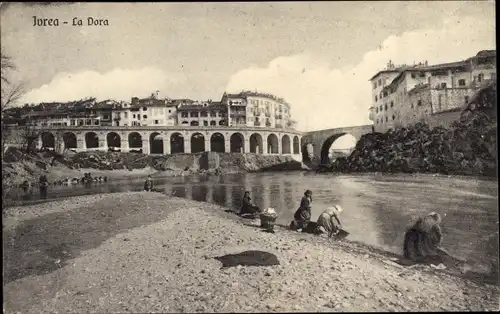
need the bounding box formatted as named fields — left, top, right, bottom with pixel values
left=3, top=192, right=499, bottom=313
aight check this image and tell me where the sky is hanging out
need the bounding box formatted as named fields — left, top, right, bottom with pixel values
left=0, top=2, right=496, bottom=135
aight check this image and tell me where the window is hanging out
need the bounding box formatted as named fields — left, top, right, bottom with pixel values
left=392, top=115, right=395, bottom=120
left=70, top=120, right=76, bottom=126
left=417, top=100, right=422, bottom=106
left=385, top=117, right=388, bottom=122
left=419, top=72, right=425, bottom=78
left=182, top=121, right=188, bottom=124
left=181, top=112, right=188, bottom=118
left=373, top=82, right=377, bottom=89
left=168, top=109, right=172, bottom=113
left=133, top=114, right=136, bottom=118
left=458, top=79, right=466, bottom=86
left=375, top=95, right=378, bottom=102
left=124, top=112, right=128, bottom=118
left=376, top=107, right=378, bottom=113
left=190, top=112, right=199, bottom=118
left=142, top=107, right=147, bottom=111
left=390, top=101, right=394, bottom=108
left=379, top=105, right=382, bottom=111
left=103, top=114, right=109, bottom=120
left=218, top=120, right=225, bottom=126
left=86, top=119, right=91, bottom=125
left=210, top=111, right=217, bottom=117
left=203, top=121, right=208, bottom=126
left=138, top=115, right=141, bottom=120
left=411, top=73, right=416, bottom=79
left=440, top=82, right=447, bottom=88
left=143, top=115, right=147, bottom=119
left=465, top=96, right=469, bottom=104
left=154, top=120, right=159, bottom=125
left=201, top=111, right=208, bottom=117
left=384, top=104, right=388, bottom=110
left=478, top=73, right=484, bottom=82
left=210, top=121, right=216, bottom=126
left=78, top=120, right=84, bottom=126
left=94, top=120, right=99, bottom=125
left=411, top=103, right=414, bottom=109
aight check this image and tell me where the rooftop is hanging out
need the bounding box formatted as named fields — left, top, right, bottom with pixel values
left=176, top=102, right=226, bottom=111
left=369, top=50, right=496, bottom=81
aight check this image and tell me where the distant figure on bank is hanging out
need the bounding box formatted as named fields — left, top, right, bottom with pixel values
left=144, top=176, right=154, bottom=192
left=20, top=180, right=30, bottom=193
left=315, top=205, right=343, bottom=237
left=403, top=212, right=447, bottom=264
left=290, top=189, right=313, bottom=232
left=239, top=191, right=261, bottom=216
left=39, top=175, right=48, bottom=199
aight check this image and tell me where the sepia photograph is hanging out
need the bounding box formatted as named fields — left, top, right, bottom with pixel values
left=1, top=1, right=498, bottom=312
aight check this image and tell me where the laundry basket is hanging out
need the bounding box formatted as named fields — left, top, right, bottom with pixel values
left=260, top=208, right=278, bottom=230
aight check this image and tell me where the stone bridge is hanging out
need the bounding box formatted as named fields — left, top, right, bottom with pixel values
left=8, top=126, right=304, bottom=159
left=301, top=124, right=374, bottom=164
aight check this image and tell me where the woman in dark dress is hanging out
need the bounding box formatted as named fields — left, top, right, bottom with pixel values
left=239, top=191, right=260, bottom=216
left=403, top=212, right=444, bottom=263
left=291, top=189, right=313, bottom=231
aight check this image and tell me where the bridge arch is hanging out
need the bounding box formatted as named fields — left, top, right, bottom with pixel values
left=230, top=132, right=244, bottom=153
left=267, top=133, right=279, bottom=154
left=85, top=132, right=99, bottom=149
left=293, top=136, right=300, bottom=154
left=40, top=132, right=55, bottom=148
left=281, top=134, right=291, bottom=154
left=320, top=133, right=357, bottom=164
left=150, top=132, right=164, bottom=154
left=249, top=133, right=263, bottom=154
left=170, top=132, right=184, bottom=154
left=62, top=132, right=77, bottom=149
left=106, top=132, right=121, bottom=149
left=191, top=132, right=205, bottom=153
left=210, top=132, right=225, bottom=152
left=128, top=132, right=142, bottom=151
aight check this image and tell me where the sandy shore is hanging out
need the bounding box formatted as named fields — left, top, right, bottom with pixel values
left=3, top=192, right=499, bottom=313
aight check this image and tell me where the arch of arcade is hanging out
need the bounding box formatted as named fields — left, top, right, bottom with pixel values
left=34, top=126, right=303, bottom=158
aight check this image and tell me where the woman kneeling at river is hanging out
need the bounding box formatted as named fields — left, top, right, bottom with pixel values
left=403, top=212, right=447, bottom=264
left=290, top=190, right=313, bottom=232
left=315, top=205, right=343, bottom=237
left=239, top=191, right=261, bottom=217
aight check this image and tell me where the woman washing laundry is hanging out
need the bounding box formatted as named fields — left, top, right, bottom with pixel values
left=315, top=205, right=344, bottom=237
left=290, top=189, right=313, bottom=232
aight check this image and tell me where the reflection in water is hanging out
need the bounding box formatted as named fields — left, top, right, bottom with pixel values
left=7, top=172, right=498, bottom=274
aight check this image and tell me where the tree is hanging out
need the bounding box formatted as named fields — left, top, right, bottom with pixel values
left=1, top=52, right=34, bottom=158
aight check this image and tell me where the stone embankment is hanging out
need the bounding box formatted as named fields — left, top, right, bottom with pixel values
left=325, top=82, right=497, bottom=177
left=2, top=148, right=307, bottom=187
left=2, top=192, right=498, bottom=313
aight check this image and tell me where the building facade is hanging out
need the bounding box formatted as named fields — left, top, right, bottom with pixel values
left=368, top=50, right=496, bottom=132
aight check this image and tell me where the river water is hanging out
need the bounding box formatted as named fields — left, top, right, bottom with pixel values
left=8, top=172, right=499, bottom=274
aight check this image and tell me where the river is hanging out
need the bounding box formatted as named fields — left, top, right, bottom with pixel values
left=7, top=171, right=499, bottom=274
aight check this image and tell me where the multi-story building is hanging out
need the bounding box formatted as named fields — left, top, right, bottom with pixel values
left=221, top=91, right=296, bottom=129
left=369, top=50, right=496, bottom=132
left=176, top=100, right=228, bottom=127
left=16, top=91, right=298, bottom=131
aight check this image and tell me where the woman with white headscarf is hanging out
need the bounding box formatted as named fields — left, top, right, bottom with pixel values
left=315, top=205, right=344, bottom=237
